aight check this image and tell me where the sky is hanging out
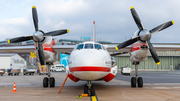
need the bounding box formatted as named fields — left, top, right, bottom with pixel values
left=0, top=0, right=180, bottom=43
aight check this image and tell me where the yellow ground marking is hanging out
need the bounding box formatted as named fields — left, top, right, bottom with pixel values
left=91, top=96, right=97, bottom=101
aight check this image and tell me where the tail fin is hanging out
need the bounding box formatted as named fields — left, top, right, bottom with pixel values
left=93, top=21, right=96, bottom=42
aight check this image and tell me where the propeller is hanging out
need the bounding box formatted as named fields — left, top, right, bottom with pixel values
left=7, top=6, right=69, bottom=67
left=115, top=6, right=174, bottom=65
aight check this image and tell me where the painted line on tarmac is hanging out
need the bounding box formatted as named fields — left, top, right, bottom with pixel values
left=90, top=94, right=98, bottom=101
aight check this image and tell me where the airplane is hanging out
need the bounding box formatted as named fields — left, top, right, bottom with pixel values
left=0, top=6, right=179, bottom=96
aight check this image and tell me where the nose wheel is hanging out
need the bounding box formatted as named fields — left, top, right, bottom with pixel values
left=131, top=63, right=143, bottom=88
left=84, top=81, right=95, bottom=96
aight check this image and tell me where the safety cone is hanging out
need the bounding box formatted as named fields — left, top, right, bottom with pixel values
left=12, top=82, right=17, bottom=92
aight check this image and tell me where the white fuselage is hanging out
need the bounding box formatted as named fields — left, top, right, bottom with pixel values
left=67, top=42, right=117, bottom=82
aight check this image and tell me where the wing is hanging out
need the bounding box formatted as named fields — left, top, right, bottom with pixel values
left=52, top=45, right=76, bottom=53
left=105, top=45, right=132, bottom=52
left=0, top=45, right=75, bottom=53
left=153, top=45, right=180, bottom=51
left=105, top=44, right=180, bottom=53
left=0, top=45, right=34, bottom=53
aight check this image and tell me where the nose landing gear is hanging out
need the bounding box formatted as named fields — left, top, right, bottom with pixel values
left=84, top=81, right=95, bottom=96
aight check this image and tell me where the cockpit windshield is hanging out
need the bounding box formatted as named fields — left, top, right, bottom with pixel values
left=95, top=44, right=102, bottom=49
left=85, top=44, right=93, bottom=49
left=77, top=44, right=84, bottom=49
left=76, top=43, right=107, bottom=50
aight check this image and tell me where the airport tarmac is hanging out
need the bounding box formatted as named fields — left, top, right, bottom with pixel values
left=0, top=71, right=180, bottom=101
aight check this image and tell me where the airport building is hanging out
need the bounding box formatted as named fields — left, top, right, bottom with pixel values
left=0, top=38, right=180, bottom=70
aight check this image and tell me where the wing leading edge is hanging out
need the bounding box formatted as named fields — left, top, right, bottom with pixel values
left=106, top=44, right=180, bottom=53
left=0, top=45, right=34, bottom=53
left=52, top=45, right=76, bottom=53
left=0, top=44, right=180, bottom=54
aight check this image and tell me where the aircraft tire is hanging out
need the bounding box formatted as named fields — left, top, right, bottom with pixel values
left=131, top=77, right=136, bottom=87
left=84, top=85, right=88, bottom=94
left=50, top=77, right=55, bottom=87
left=43, top=77, right=48, bottom=87
left=138, top=77, right=143, bottom=87
left=91, top=84, right=95, bottom=96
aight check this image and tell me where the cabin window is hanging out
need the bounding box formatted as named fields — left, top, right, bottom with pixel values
left=95, top=44, right=102, bottom=49
left=85, top=44, right=93, bottom=49
left=77, top=44, right=84, bottom=49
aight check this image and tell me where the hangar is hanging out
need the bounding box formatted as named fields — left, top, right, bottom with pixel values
left=0, top=53, right=27, bottom=72
left=112, top=43, right=180, bottom=70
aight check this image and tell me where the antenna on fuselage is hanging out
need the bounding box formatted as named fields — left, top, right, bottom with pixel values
left=93, top=21, right=96, bottom=42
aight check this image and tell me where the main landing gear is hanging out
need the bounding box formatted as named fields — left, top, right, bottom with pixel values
left=84, top=81, right=95, bottom=96
left=43, top=63, right=55, bottom=88
left=131, top=62, right=143, bottom=88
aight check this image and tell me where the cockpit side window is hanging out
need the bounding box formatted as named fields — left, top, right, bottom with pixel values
left=85, top=44, right=93, bottom=49
left=102, top=46, right=107, bottom=51
left=77, top=44, right=84, bottom=50
left=95, top=44, right=102, bottom=50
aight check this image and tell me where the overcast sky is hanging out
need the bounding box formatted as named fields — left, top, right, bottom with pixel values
left=0, top=0, right=179, bottom=43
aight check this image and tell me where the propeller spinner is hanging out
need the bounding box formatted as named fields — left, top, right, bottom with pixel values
left=115, top=6, right=174, bottom=65
left=7, top=6, right=69, bottom=67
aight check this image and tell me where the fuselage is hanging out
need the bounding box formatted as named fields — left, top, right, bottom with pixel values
left=67, top=41, right=118, bottom=82
left=34, top=38, right=118, bottom=82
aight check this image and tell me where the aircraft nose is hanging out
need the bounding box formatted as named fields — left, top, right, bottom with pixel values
left=72, top=51, right=105, bottom=67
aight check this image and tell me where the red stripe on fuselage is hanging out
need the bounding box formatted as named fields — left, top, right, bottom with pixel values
left=131, top=42, right=148, bottom=52
left=69, top=66, right=111, bottom=72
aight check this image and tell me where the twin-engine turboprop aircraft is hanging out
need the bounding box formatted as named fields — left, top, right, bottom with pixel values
left=0, top=6, right=179, bottom=96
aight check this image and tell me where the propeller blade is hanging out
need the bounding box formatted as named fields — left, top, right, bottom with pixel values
left=7, top=36, right=33, bottom=43
left=32, top=6, right=39, bottom=31
left=37, top=42, right=45, bottom=67
left=147, top=40, right=160, bottom=65
left=115, top=37, right=140, bottom=50
left=45, top=29, right=69, bottom=36
left=149, top=21, right=174, bottom=34
left=130, top=6, right=144, bottom=30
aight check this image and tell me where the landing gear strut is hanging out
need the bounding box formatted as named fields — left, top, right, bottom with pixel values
left=84, top=81, right=95, bottom=96
left=131, top=62, right=143, bottom=88
left=43, top=63, right=55, bottom=87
